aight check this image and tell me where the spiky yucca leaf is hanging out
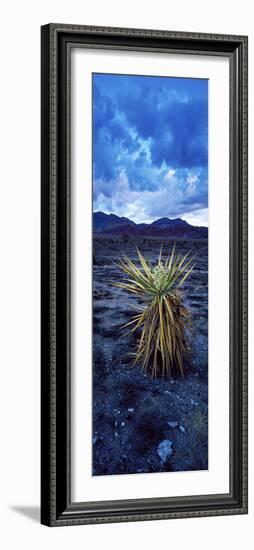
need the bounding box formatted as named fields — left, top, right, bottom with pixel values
left=114, top=246, right=194, bottom=378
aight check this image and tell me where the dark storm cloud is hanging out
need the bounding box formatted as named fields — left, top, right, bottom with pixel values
left=92, top=73, right=208, bottom=224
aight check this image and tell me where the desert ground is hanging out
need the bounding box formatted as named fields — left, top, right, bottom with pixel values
left=92, top=236, right=208, bottom=476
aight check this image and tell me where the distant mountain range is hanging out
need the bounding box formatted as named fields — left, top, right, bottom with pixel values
left=93, top=211, right=208, bottom=239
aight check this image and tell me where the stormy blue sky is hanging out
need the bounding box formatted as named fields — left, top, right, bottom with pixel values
left=92, top=73, right=208, bottom=226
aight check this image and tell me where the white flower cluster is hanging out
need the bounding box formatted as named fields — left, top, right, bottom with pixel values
left=152, top=264, right=168, bottom=291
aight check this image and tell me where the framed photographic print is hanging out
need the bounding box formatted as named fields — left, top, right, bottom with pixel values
left=41, top=24, right=248, bottom=526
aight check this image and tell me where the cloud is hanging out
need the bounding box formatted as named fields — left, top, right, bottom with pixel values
left=92, top=74, right=208, bottom=223
left=94, top=167, right=208, bottom=226
left=118, top=85, right=208, bottom=169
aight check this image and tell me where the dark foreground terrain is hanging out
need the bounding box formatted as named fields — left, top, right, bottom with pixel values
left=92, top=236, right=208, bottom=476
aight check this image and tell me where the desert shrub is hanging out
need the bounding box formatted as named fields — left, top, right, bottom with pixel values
left=173, top=408, right=208, bottom=471
left=114, top=246, right=194, bottom=378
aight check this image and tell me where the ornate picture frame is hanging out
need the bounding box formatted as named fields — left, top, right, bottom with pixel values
left=41, top=23, right=248, bottom=526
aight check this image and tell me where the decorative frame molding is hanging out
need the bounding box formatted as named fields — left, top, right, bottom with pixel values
left=41, top=23, right=248, bottom=526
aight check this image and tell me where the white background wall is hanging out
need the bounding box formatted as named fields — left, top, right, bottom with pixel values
left=0, top=0, right=253, bottom=548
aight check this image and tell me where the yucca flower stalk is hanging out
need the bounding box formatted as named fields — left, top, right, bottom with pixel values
left=114, top=246, right=195, bottom=378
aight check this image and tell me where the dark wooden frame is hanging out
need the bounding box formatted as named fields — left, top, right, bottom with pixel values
left=41, top=23, right=248, bottom=526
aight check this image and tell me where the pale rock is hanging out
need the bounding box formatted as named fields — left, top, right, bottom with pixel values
left=157, top=440, right=173, bottom=463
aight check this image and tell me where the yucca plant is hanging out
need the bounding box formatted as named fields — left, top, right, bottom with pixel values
left=114, top=246, right=195, bottom=378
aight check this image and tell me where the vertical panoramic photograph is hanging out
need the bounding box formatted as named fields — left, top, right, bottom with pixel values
left=92, top=73, right=208, bottom=476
